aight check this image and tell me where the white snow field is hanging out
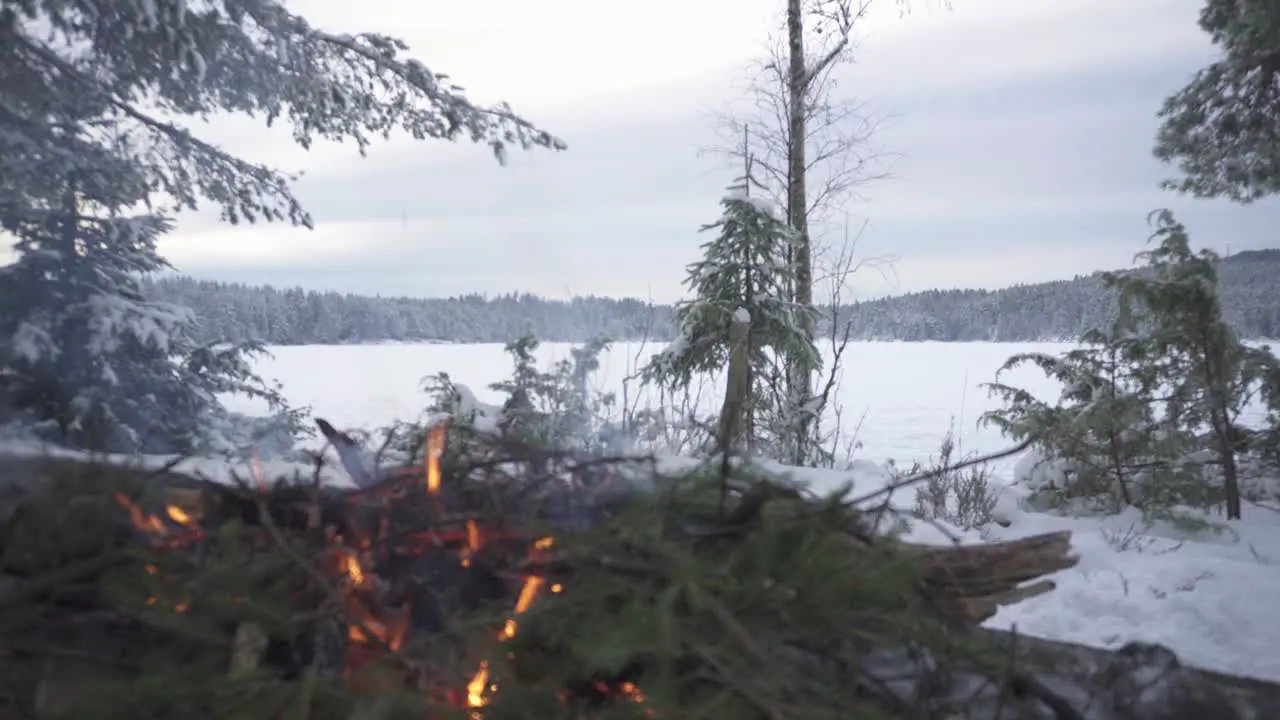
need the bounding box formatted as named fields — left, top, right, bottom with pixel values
left=11, top=340, right=1280, bottom=681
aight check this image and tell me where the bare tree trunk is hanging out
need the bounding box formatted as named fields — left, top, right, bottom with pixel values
left=707, top=0, right=916, bottom=464
left=1211, top=409, right=1243, bottom=519
left=785, top=0, right=816, bottom=465
left=718, top=315, right=753, bottom=453
left=1197, top=335, right=1243, bottom=520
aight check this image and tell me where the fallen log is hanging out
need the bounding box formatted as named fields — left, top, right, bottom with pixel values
left=977, top=629, right=1280, bottom=720
left=905, top=529, right=1080, bottom=624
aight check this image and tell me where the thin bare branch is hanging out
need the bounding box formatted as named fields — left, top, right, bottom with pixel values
left=704, top=13, right=895, bottom=231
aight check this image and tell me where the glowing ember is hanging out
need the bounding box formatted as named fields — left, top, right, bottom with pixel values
left=460, top=520, right=482, bottom=568
left=166, top=505, right=192, bottom=526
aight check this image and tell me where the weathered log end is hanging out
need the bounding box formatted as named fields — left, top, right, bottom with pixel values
left=906, top=530, right=1080, bottom=624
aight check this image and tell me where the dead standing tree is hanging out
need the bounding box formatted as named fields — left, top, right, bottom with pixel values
left=714, top=4, right=890, bottom=233
left=711, top=0, right=900, bottom=464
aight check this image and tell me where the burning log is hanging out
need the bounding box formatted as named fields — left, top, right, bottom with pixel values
left=2, top=426, right=1279, bottom=720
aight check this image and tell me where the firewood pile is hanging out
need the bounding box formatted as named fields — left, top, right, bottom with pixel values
left=0, top=419, right=1274, bottom=720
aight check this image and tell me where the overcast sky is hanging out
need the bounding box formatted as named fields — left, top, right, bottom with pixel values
left=133, top=0, right=1280, bottom=300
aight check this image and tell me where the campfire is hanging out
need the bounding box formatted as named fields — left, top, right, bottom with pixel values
left=110, top=419, right=650, bottom=717
left=0, top=413, right=1090, bottom=719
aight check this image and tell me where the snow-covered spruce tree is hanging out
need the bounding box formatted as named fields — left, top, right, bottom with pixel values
left=415, top=332, right=619, bottom=457
left=0, top=170, right=301, bottom=453
left=1154, top=0, right=1280, bottom=202
left=981, top=320, right=1198, bottom=515
left=1103, top=210, right=1278, bottom=519
left=488, top=334, right=617, bottom=450
left=642, top=172, right=819, bottom=456
left=0, top=1, right=560, bottom=452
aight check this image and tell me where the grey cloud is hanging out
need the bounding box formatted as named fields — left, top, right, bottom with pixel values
left=170, top=12, right=1278, bottom=302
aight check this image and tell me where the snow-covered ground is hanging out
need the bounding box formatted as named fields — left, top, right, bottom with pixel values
left=0, top=437, right=349, bottom=486
left=11, top=340, right=1280, bottom=682
left=779, top=457, right=1280, bottom=683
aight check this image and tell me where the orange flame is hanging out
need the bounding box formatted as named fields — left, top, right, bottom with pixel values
left=250, top=449, right=267, bottom=492
left=116, top=492, right=162, bottom=533
left=166, top=505, right=193, bottom=526
left=347, top=608, right=408, bottom=653
left=425, top=422, right=447, bottom=494
left=467, top=662, right=491, bottom=708
left=343, top=552, right=366, bottom=588
left=340, top=546, right=409, bottom=654
left=466, top=536, right=557, bottom=709
left=115, top=492, right=201, bottom=546
left=460, top=520, right=482, bottom=568
left=114, top=493, right=201, bottom=612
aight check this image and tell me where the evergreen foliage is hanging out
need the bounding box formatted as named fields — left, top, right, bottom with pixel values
left=983, top=211, right=1280, bottom=519
left=1104, top=211, right=1277, bottom=519
left=0, top=0, right=560, bottom=453
left=1154, top=0, right=1280, bottom=202
left=0, top=441, right=994, bottom=720
left=641, top=183, right=819, bottom=456
left=981, top=323, right=1199, bottom=515
left=415, top=332, right=623, bottom=459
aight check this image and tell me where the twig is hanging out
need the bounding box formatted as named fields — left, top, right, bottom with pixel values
left=371, top=425, right=399, bottom=471
left=691, top=643, right=785, bottom=720
left=3, top=639, right=140, bottom=669
left=0, top=551, right=127, bottom=611
left=850, top=437, right=1034, bottom=507
left=1008, top=669, right=1087, bottom=720
left=145, top=453, right=193, bottom=480
left=252, top=496, right=401, bottom=663
left=292, top=664, right=319, bottom=720
left=694, top=584, right=785, bottom=676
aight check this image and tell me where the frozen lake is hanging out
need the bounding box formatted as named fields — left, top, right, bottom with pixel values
left=226, top=340, right=1076, bottom=476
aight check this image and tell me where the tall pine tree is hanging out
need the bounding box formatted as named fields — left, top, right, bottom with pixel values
left=644, top=164, right=818, bottom=455
left=0, top=0, right=562, bottom=452
left=1155, top=0, right=1280, bottom=202
left=1104, top=210, right=1277, bottom=519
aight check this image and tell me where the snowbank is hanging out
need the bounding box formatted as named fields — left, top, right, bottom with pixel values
left=773, top=456, right=1280, bottom=682
left=0, top=439, right=349, bottom=487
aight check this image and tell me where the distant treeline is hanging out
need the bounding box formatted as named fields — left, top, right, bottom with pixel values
left=144, top=249, right=1280, bottom=346
left=844, top=249, right=1280, bottom=341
